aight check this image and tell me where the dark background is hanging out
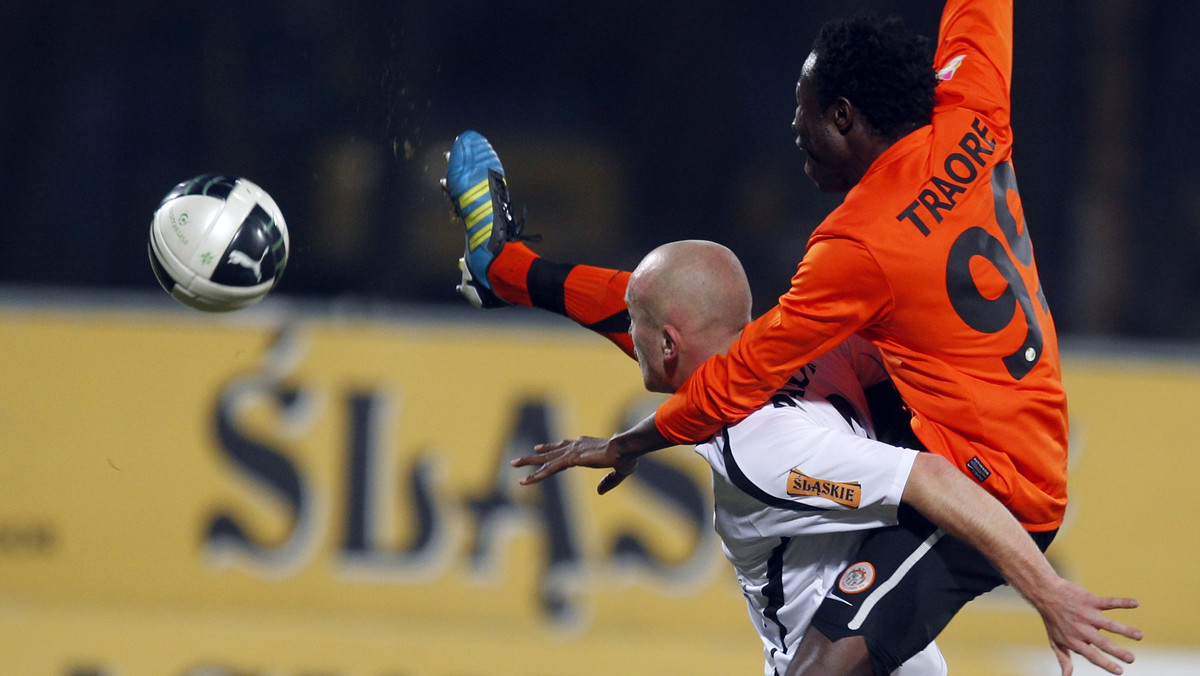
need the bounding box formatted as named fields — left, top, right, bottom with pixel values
left=2, top=1, right=1196, bottom=339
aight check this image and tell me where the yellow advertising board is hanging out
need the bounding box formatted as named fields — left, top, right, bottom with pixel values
left=0, top=307, right=754, bottom=676
left=0, top=305, right=1193, bottom=675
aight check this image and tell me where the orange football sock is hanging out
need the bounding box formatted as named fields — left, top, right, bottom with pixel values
left=487, top=243, right=634, bottom=360
left=487, top=242, right=539, bottom=307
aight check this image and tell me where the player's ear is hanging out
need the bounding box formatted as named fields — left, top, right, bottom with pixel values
left=661, top=324, right=681, bottom=362
left=832, top=96, right=854, bottom=135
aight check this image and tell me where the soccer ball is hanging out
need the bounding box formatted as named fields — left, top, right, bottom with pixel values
left=148, top=174, right=289, bottom=312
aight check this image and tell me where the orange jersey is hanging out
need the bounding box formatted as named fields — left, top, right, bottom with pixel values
left=656, top=0, right=1068, bottom=531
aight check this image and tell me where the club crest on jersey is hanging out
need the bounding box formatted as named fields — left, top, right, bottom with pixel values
left=838, top=562, right=876, bottom=594
left=786, top=469, right=861, bottom=508
left=937, top=54, right=966, bottom=80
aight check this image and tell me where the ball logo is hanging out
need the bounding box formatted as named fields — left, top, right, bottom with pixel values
left=169, top=208, right=190, bottom=245
left=838, top=562, right=875, bottom=594
left=227, top=249, right=269, bottom=283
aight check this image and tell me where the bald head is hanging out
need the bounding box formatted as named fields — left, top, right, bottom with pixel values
left=625, top=240, right=752, bottom=392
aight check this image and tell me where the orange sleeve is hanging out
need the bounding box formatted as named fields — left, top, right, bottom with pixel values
left=655, top=240, right=892, bottom=444
left=933, top=0, right=1012, bottom=128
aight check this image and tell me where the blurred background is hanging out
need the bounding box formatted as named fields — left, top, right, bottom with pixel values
left=2, top=0, right=1198, bottom=338
left=1, top=1, right=1198, bottom=675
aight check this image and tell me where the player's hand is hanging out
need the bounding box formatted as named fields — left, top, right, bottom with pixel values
left=596, top=459, right=637, bottom=495
left=511, top=436, right=638, bottom=494
left=512, top=415, right=670, bottom=493
left=1034, top=577, right=1141, bottom=675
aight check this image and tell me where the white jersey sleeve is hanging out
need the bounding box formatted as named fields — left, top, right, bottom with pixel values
left=698, top=400, right=918, bottom=541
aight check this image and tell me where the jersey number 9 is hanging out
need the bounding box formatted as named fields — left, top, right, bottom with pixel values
left=945, top=161, right=1046, bottom=380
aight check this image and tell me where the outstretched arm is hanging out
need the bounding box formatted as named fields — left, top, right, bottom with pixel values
left=904, top=453, right=1142, bottom=675
left=511, top=413, right=671, bottom=493
left=933, top=0, right=1013, bottom=129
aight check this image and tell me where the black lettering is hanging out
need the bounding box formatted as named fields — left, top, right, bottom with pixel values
left=205, top=382, right=316, bottom=567
left=947, top=228, right=1021, bottom=333
left=931, top=175, right=966, bottom=205
left=343, top=390, right=380, bottom=555
left=943, top=152, right=979, bottom=183
left=959, top=131, right=994, bottom=168
left=770, top=393, right=799, bottom=408
left=790, top=367, right=813, bottom=390
left=943, top=161, right=1044, bottom=380
left=945, top=225, right=1044, bottom=379
left=206, top=386, right=319, bottom=566
left=203, top=332, right=320, bottom=571
left=991, top=161, right=1033, bottom=266
left=971, top=117, right=995, bottom=150
left=918, top=188, right=954, bottom=223
left=772, top=366, right=816, bottom=405
left=341, top=390, right=445, bottom=571
left=897, top=201, right=931, bottom=235
left=468, top=400, right=582, bottom=623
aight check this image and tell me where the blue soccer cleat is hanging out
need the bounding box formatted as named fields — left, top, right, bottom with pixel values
left=442, top=130, right=537, bottom=308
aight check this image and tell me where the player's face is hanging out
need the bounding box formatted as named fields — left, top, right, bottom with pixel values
left=793, top=53, right=854, bottom=193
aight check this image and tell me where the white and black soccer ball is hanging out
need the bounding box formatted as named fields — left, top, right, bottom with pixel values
left=148, top=174, right=289, bottom=312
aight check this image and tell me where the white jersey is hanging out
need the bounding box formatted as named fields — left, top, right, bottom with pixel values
left=693, top=336, right=946, bottom=676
